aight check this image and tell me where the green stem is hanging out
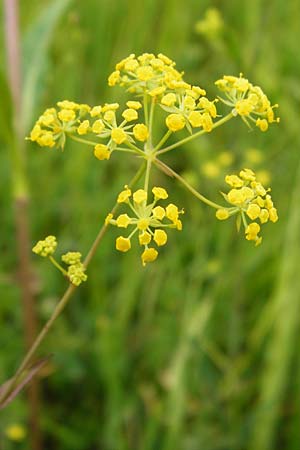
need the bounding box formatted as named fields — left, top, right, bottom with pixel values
left=49, top=256, right=68, bottom=276
left=144, top=94, right=149, bottom=127
left=124, top=140, right=145, bottom=156
left=155, top=159, right=224, bottom=209
left=154, top=130, right=172, bottom=152
left=115, top=147, right=138, bottom=154
left=148, top=99, right=155, bottom=148
left=144, top=158, right=152, bottom=192
left=0, top=162, right=146, bottom=406
left=69, top=134, right=98, bottom=146
left=157, top=113, right=233, bottom=156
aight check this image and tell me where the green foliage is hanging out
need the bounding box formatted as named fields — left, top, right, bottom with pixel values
left=1, top=0, right=300, bottom=449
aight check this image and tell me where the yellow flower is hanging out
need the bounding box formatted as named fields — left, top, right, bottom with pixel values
left=37, top=132, right=55, bottom=148
left=137, top=218, right=150, bottom=230
left=108, top=70, right=120, bottom=86
left=92, top=119, right=105, bottom=134
left=141, top=248, right=158, bottom=266
left=201, top=112, right=213, bottom=132
left=136, top=66, right=154, bottom=81
left=133, top=124, right=149, bottom=142
left=111, top=128, right=127, bottom=144
left=235, top=99, right=253, bottom=116
left=116, top=214, right=131, bottom=228
left=57, top=100, right=78, bottom=110
left=152, top=187, right=168, bottom=200
left=245, top=222, right=260, bottom=241
left=32, top=235, right=57, bottom=257
left=30, top=124, right=42, bottom=141
left=90, top=106, right=102, bottom=117
left=216, top=209, right=229, bottom=220
left=166, top=113, right=186, bottom=132
left=188, top=111, right=203, bottom=128
left=58, top=109, right=76, bottom=122
left=246, top=204, right=261, bottom=220
left=225, top=174, right=243, bottom=188
left=62, top=252, right=82, bottom=265
left=166, top=203, right=179, bottom=222
left=116, top=236, right=131, bottom=252
left=219, top=169, right=278, bottom=245
left=256, top=118, right=268, bottom=131
left=122, top=108, right=138, bottom=122
left=227, top=189, right=244, bottom=205
left=161, top=93, right=177, bottom=106
left=5, top=424, right=26, bottom=442
left=269, top=207, right=278, bottom=223
left=139, top=231, right=152, bottom=245
left=68, top=263, right=87, bottom=286
left=126, top=101, right=142, bottom=110
left=154, top=229, right=167, bottom=246
left=103, top=110, right=115, bottom=123
left=152, top=206, right=165, bottom=220
left=117, top=186, right=131, bottom=203
left=105, top=213, right=113, bottom=225
left=94, top=144, right=110, bottom=160
left=133, top=189, right=147, bottom=204
left=77, top=120, right=90, bottom=135
left=149, top=86, right=166, bottom=97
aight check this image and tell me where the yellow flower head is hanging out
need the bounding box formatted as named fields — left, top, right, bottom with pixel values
left=68, top=262, right=87, bottom=286
left=219, top=169, right=278, bottom=245
left=116, top=236, right=131, bottom=252
left=133, top=189, right=148, bottom=204
left=122, top=108, right=138, bottom=122
left=62, top=251, right=82, bottom=265
left=77, top=120, right=90, bottom=135
left=166, top=113, right=186, bottom=132
left=133, top=123, right=149, bottom=142
left=32, top=235, right=57, bottom=257
left=111, top=187, right=183, bottom=265
left=109, top=53, right=182, bottom=96
left=141, top=248, right=158, bottom=266
left=94, top=144, right=110, bottom=160
left=111, top=127, right=127, bottom=144
left=117, top=186, right=132, bottom=203
left=215, top=73, right=280, bottom=130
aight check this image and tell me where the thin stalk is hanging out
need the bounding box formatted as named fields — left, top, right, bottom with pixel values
left=49, top=256, right=68, bottom=276
left=0, top=162, right=146, bottom=405
left=154, top=130, right=172, bottom=152
left=143, top=94, right=149, bottom=126
left=157, top=113, right=233, bottom=156
left=148, top=99, right=155, bottom=148
left=144, top=159, right=152, bottom=192
left=155, top=159, right=224, bottom=209
left=69, top=134, right=98, bottom=146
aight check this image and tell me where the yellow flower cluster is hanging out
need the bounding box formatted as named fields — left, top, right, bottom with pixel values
left=32, top=238, right=87, bottom=286
left=216, top=168, right=278, bottom=245
left=106, top=186, right=183, bottom=266
left=32, top=235, right=57, bottom=256
left=215, top=74, right=280, bottom=131
left=108, top=52, right=184, bottom=95
left=29, top=101, right=91, bottom=149
left=161, top=90, right=217, bottom=133
left=61, top=251, right=87, bottom=286
left=79, top=101, right=148, bottom=160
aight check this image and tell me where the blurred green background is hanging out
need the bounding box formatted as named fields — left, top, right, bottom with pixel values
left=1, top=0, right=300, bottom=449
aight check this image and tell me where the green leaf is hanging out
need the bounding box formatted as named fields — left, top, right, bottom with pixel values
left=21, top=0, right=72, bottom=136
